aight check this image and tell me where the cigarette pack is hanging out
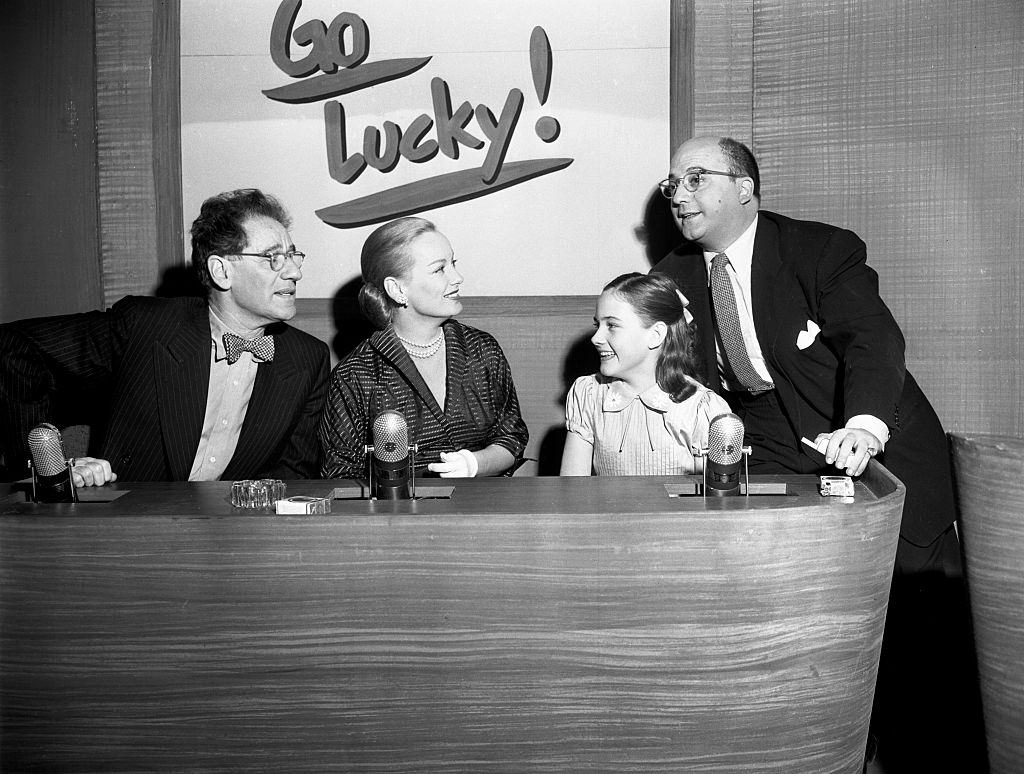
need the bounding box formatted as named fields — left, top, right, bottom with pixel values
left=819, top=476, right=855, bottom=497
left=275, top=495, right=332, bottom=514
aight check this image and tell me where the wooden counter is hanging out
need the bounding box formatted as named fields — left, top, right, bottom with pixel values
left=1, top=467, right=903, bottom=773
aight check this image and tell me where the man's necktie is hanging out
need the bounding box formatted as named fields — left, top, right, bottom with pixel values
left=709, top=252, right=772, bottom=393
left=222, top=332, right=275, bottom=365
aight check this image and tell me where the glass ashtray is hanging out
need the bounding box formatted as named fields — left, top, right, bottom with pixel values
left=230, top=479, right=286, bottom=508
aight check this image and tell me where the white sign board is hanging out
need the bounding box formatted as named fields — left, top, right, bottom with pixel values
left=181, top=0, right=669, bottom=296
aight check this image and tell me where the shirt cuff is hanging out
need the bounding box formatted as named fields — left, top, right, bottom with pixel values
left=845, top=415, right=890, bottom=450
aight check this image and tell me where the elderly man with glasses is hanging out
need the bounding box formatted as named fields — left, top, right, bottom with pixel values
left=0, top=188, right=329, bottom=485
left=652, top=136, right=983, bottom=770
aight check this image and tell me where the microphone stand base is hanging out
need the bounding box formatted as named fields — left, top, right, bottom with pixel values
left=28, top=459, right=78, bottom=504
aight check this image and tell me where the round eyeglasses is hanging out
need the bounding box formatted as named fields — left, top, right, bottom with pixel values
left=658, top=169, right=737, bottom=198
left=230, top=250, right=306, bottom=272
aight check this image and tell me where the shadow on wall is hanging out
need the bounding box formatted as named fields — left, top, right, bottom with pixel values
left=331, top=277, right=374, bottom=361
left=535, top=332, right=599, bottom=475
left=637, top=188, right=680, bottom=267
left=154, top=266, right=206, bottom=298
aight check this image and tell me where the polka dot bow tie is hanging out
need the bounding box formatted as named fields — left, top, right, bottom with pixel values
left=222, top=332, right=275, bottom=364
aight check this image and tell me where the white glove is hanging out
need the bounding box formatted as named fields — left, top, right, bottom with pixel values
left=427, top=449, right=479, bottom=478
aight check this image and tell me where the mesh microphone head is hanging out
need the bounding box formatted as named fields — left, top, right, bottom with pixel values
left=372, top=411, right=409, bottom=463
left=707, top=413, right=744, bottom=465
left=27, top=422, right=68, bottom=476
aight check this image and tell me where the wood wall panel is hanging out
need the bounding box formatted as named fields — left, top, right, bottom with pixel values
left=692, top=0, right=754, bottom=144
left=669, top=1, right=695, bottom=153
left=95, top=0, right=183, bottom=304
left=0, top=1, right=102, bottom=321
left=152, top=0, right=184, bottom=284
left=749, top=0, right=1024, bottom=436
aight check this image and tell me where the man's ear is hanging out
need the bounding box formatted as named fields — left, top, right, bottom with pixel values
left=648, top=320, right=668, bottom=350
left=207, top=255, right=232, bottom=291
left=383, top=276, right=407, bottom=307
left=738, top=177, right=755, bottom=204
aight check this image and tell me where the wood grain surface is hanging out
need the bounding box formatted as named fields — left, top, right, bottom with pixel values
left=951, top=433, right=1024, bottom=774
left=1, top=469, right=903, bottom=772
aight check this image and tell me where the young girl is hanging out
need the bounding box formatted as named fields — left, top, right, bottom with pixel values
left=560, top=272, right=731, bottom=476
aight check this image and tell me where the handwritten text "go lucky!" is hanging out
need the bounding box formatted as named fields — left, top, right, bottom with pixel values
left=263, top=0, right=572, bottom=228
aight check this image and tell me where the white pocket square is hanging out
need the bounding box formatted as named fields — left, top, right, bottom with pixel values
left=796, top=320, right=821, bottom=350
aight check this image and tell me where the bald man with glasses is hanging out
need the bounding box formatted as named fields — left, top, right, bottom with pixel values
left=652, top=136, right=983, bottom=770
left=0, top=188, right=329, bottom=485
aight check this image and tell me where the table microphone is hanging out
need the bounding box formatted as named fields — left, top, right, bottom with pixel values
left=371, top=410, right=412, bottom=500
left=705, top=413, right=745, bottom=497
left=27, top=423, right=78, bottom=503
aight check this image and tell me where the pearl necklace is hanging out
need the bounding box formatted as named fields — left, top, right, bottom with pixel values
left=397, top=330, right=444, bottom=359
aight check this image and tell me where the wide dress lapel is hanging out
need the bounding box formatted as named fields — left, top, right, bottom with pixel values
left=749, top=214, right=805, bottom=438
left=750, top=215, right=783, bottom=365
left=371, top=325, right=460, bottom=448
left=675, top=248, right=720, bottom=391
left=153, top=305, right=211, bottom=480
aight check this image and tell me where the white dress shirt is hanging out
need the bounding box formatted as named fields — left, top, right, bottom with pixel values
left=188, top=309, right=263, bottom=480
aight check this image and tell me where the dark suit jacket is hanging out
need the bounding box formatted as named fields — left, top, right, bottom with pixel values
left=0, top=295, right=330, bottom=481
left=652, top=210, right=955, bottom=546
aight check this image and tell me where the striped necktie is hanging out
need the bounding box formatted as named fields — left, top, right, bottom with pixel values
left=709, top=252, right=772, bottom=393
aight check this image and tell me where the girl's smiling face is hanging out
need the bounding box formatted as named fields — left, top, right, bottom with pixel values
left=591, top=290, right=663, bottom=391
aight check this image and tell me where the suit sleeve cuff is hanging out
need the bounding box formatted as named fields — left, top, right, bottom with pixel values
left=845, top=415, right=890, bottom=449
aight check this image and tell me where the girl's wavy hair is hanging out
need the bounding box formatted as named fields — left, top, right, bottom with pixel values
left=602, top=272, right=704, bottom=402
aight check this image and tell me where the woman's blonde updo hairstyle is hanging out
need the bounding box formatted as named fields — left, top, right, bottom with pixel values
left=358, top=216, right=438, bottom=329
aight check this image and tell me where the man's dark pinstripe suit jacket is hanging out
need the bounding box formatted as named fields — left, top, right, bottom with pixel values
left=0, top=295, right=330, bottom=481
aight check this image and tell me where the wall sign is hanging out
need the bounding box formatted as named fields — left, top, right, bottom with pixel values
left=181, top=1, right=669, bottom=297
left=263, top=1, right=572, bottom=228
